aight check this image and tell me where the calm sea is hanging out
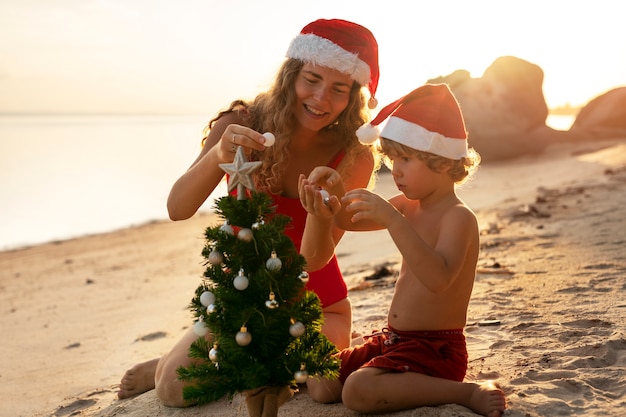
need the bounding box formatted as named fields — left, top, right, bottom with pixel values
left=0, top=114, right=228, bottom=251
left=0, top=114, right=574, bottom=251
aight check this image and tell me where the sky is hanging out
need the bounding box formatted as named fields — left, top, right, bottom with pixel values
left=1, top=0, right=624, bottom=115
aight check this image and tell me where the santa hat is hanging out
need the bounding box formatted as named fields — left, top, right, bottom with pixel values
left=356, top=84, right=469, bottom=160
left=286, top=19, right=379, bottom=109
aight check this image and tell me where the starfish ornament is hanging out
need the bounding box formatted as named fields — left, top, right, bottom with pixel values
left=219, top=146, right=263, bottom=199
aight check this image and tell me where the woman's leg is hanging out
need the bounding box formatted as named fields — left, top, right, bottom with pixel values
left=306, top=297, right=352, bottom=403
left=118, top=326, right=209, bottom=406
left=117, top=358, right=159, bottom=399
left=319, top=297, right=352, bottom=349
left=153, top=326, right=210, bottom=407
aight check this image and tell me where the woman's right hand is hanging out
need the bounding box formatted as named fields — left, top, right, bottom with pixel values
left=168, top=119, right=266, bottom=221
left=215, top=124, right=268, bottom=162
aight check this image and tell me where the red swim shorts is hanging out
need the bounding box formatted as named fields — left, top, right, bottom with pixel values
left=337, top=326, right=468, bottom=383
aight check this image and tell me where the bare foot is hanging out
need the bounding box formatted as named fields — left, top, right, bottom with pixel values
left=468, top=381, right=506, bottom=417
left=117, top=358, right=159, bottom=399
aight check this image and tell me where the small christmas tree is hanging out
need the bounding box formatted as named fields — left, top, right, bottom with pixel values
left=177, top=146, right=339, bottom=417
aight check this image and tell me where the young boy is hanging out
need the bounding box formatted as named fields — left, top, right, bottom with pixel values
left=298, top=84, right=507, bottom=417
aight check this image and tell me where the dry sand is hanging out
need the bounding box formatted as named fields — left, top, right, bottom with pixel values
left=1, top=138, right=625, bottom=417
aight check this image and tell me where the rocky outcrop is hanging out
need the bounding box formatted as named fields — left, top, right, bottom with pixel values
left=428, top=56, right=569, bottom=161
left=570, top=87, right=626, bottom=139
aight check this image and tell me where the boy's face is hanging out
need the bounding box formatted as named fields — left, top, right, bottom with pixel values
left=386, top=152, right=443, bottom=200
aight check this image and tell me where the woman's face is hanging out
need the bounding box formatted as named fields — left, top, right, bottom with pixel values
left=293, top=62, right=354, bottom=132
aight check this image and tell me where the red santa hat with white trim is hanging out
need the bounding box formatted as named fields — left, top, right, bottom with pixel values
left=286, top=19, right=379, bottom=109
left=356, top=83, right=469, bottom=160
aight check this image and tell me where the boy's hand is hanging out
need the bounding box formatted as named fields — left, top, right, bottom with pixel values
left=342, top=189, right=398, bottom=227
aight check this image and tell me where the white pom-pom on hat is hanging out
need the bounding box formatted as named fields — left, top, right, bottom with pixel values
left=356, top=123, right=380, bottom=144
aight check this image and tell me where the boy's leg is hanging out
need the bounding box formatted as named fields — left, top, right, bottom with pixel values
left=342, top=367, right=506, bottom=417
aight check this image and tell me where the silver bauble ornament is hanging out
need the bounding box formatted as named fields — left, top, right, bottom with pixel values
left=208, top=249, right=223, bottom=265
left=237, top=227, right=253, bottom=242
left=265, top=291, right=279, bottom=309
left=193, top=320, right=209, bottom=337
left=289, top=321, right=305, bottom=337
left=299, top=271, right=310, bottom=284
left=233, top=269, right=249, bottom=290
left=209, top=344, right=219, bottom=363
left=294, top=363, right=308, bottom=383
left=200, top=291, right=216, bottom=307
left=319, top=189, right=330, bottom=205
left=265, top=251, right=282, bottom=271
left=235, top=326, right=252, bottom=346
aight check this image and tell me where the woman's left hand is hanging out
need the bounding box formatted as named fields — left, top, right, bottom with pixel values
left=298, top=174, right=340, bottom=218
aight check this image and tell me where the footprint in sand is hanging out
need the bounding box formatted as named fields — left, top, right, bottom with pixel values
left=134, top=331, right=167, bottom=342
left=53, top=398, right=97, bottom=417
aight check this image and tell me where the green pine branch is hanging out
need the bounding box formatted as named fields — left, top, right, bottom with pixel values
left=179, top=192, right=339, bottom=405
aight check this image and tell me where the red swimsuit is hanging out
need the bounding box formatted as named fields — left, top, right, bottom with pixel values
left=228, top=151, right=348, bottom=308
left=269, top=151, right=348, bottom=307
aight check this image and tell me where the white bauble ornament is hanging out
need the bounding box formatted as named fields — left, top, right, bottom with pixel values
left=294, top=364, right=309, bottom=383
left=208, top=249, right=223, bottom=265
left=237, top=228, right=253, bottom=242
left=289, top=321, right=305, bottom=337
left=265, top=251, right=282, bottom=271
left=319, top=189, right=330, bottom=205
left=235, top=326, right=252, bottom=346
left=193, top=320, right=209, bottom=337
left=262, top=132, right=275, bottom=147
left=200, top=291, right=216, bottom=307
left=265, top=291, right=279, bottom=309
left=233, top=269, right=249, bottom=290
left=220, top=221, right=234, bottom=235
left=209, top=344, right=219, bottom=363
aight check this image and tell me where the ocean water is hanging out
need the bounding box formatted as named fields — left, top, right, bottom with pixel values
left=0, top=114, right=574, bottom=251
left=0, top=114, right=226, bottom=251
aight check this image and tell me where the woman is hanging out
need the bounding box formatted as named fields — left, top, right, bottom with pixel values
left=118, top=18, right=380, bottom=407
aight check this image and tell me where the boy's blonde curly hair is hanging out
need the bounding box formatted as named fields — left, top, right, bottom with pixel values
left=379, top=138, right=481, bottom=185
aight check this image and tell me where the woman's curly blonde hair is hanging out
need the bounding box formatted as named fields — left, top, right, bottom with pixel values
left=379, top=138, right=481, bottom=185
left=203, top=58, right=377, bottom=194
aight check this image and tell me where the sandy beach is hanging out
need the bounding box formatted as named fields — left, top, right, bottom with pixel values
left=1, top=138, right=625, bottom=417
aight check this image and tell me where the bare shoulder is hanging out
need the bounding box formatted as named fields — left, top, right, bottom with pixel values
left=441, top=201, right=479, bottom=234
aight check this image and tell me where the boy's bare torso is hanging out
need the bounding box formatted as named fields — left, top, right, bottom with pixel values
left=387, top=197, right=479, bottom=332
